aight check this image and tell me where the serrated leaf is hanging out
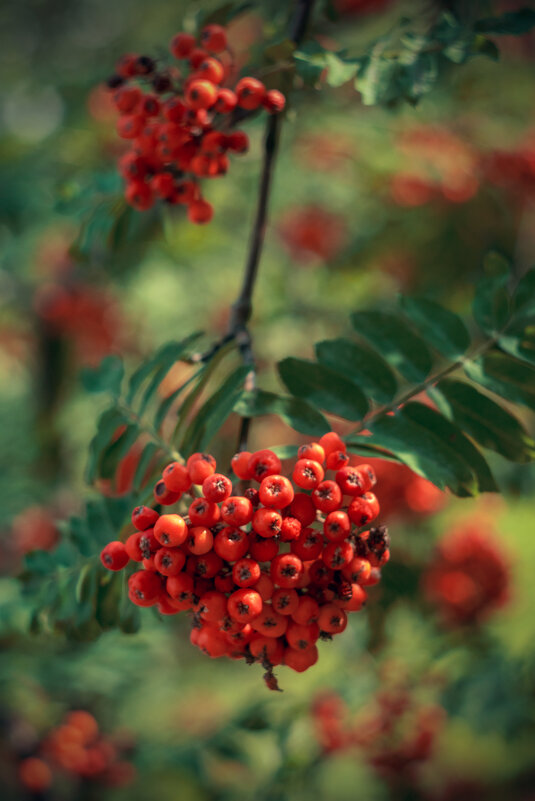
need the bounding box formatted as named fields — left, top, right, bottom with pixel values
left=400, top=296, right=471, bottom=360
left=86, top=407, right=127, bottom=484
left=81, top=355, right=123, bottom=397
left=126, top=334, right=202, bottom=408
left=235, top=389, right=329, bottom=437
left=316, top=338, right=398, bottom=404
left=132, top=441, right=161, bottom=491
left=433, top=378, right=535, bottom=463
left=153, top=372, right=199, bottom=431
left=351, top=311, right=433, bottom=382
left=402, top=401, right=497, bottom=493
left=182, top=365, right=249, bottom=455
left=473, top=253, right=511, bottom=334
left=358, top=404, right=478, bottom=495
left=474, top=9, right=535, bottom=36
left=464, top=353, right=535, bottom=410
left=278, top=357, right=368, bottom=420
left=99, top=423, right=140, bottom=482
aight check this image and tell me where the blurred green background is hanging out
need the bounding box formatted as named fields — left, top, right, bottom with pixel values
left=1, top=0, right=535, bottom=798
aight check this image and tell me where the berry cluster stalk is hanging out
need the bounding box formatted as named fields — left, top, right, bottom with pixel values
left=229, top=0, right=316, bottom=452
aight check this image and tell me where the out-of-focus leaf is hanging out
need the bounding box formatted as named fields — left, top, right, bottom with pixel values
left=235, top=389, right=329, bottom=437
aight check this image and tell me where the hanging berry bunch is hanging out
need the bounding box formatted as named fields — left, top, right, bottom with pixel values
left=99, top=432, right=390, bottom=689
left=105, top=24, right=286, bottom=223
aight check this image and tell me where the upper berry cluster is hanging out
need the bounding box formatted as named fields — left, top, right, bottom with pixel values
left=99, top=432, right=389, bottom=689
left=105, top=24, right=285, bottom=223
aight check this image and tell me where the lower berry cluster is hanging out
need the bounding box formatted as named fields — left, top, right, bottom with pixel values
left=100, top=432, right=389, bottom=688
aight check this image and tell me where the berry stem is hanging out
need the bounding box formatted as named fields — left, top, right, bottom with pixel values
left=229, top=0, right=316, bottom=452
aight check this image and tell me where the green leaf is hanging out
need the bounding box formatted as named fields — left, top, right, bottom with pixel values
left=355, top=403, right=478, bottom=495
left=433, top=379, right=535, bottom=463
left=278, top=357, right=368, bottom=420
left=400, top=297, right=471, bottom=360
left=182, top=365, right=249, bottom=455
left=235, top=389, right=329, bottom=437
left=474, top=9, right=535, bottom=36
left=153, top=372, right=198, bottom=431
left=86, top=407, right=127, bottom=484
left=99, top=423, right=140, bottom=481
left=512, top=268, right=535, bottom=321
left=498, top=325, right=535, bottom=366
left=351, top=311, right=433, bottom=382
left=402, top=52, right=438, bottom=102
left=81, top=356, right=123, bottom=397
left=473, top=253, right=511, bottom=334
left=355, top=47, right=400, bottom=106
left=315, top=338, right=398, bottom=404
left=324, top=52, right=359, bottom=87
left=126, top=334, right=202, bottom=408
left=401, top=402, right=497, bottom=493
left=96, top=572, right=122, bottom=629
left=133, top=441, right=161, bottom=491
left=464, top=353, right=535, bottom=411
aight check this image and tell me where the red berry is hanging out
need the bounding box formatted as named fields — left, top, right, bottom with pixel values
left=335, top=465, right=366, bottom=496
left=248, top=449, right=282, bottom=482
left=280, top=516, right=301, bottom=542
left=298, top=442, right=326, bottom=463
left=231, top=451, right=253, bottom=479
left=251, top=604, right=288, bottom=637
left=128, top=570, right=163, bottom=606
left=187, top=453, right=216, bottom=484
left=166, top=573, right=195, bottom=606
left=322, top=541, right=354, bottom=571
left=186, top=79, right=218, bottom=110
left=215, top=88, right=237, bottom=113
left=284, top=644, right=318, bottom=672
left=325, top=449, right=349, bottom=471
left=170, top=32, right=196, bottom=59
left=221, top=496, right=253, bottom=527
left=286, top=620, right=319, bottom=650
left=200, top=24, right=228, bottom=53
left=188, top=198, right=214, bottom=224
left=186, top=526, right=213, bottom=555
left=348, top=492, right=380, bottom=526
left=214, top=526, right=249, bottom=561
left=319, top=432, right=346, bottom=455
left=232, top=558, right=261, bottom=588
left=270, top=553, right=303, bottom=588
left=125, top=180, right=154, bottom=211
left=292, top=595, right=319, bottom=625
left=198, top=57, right=225, bottom=85
left=197, top=590, right=227, bottom=623
left=225, top=130, right=249, bottom=153
left=263, top=89, right=286, bottom=113
left=293, top=458, right=324, bottom=490
left=131, top=505, right=159, bottom=531
left=249, top=534, right=279, bottom=563
left=227, top=588, right=263, bottom=622
left=318, top=603, right=347, bottom=634
left=202, top=473, right=232, bottom=502
left=100, top=541, right=129, bottom=571
left=288, top=493, right=317, bottom=527
left=259, top=474, right=294, bottom=509
left=252, top=507, right=282, bottom=538
left=113, top=86, right=142, bottom=113
left=342, top=557, right=371, bottom=584
left=235, top=77, right=266, bottom=110
left=154, top=514, right=187, bottom=547
left=189, top=497, right=221, bottom=527
left=162, top=462, right=192, bottom=493
left=323, top=510, right=351, bottom=543
left=154, top=547, right=186, bottom=576
left=271, top=588, right=299, bottom=616
left=291, top=527, right=323, bottom=561
left=312, top=480, right=343, bottom=513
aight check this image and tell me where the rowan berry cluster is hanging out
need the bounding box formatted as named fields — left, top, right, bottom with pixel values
left=18, top=711, right=135, bottom=793
left=105, top=24, right=285, bottom=223
left=312, top=684, right=444, bottom=779
left=423, top=517, right=509, bottom=626
left=100, top=431, right=389, bottom=688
